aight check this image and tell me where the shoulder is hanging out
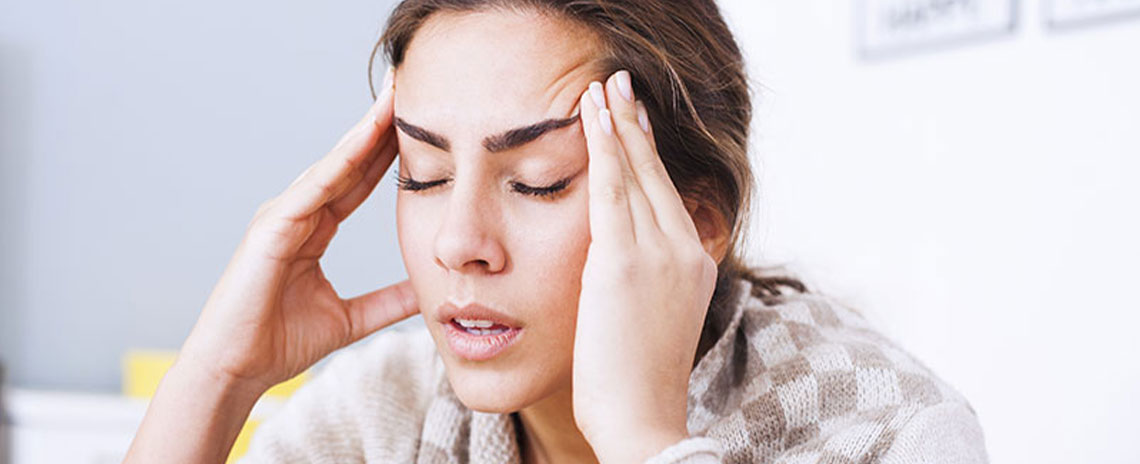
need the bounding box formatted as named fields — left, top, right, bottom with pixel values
left=691, top=283, right=988, bottom=462
left=241, top=327, right=444, bottom=462
left=737, top=291, right=971, bottom=414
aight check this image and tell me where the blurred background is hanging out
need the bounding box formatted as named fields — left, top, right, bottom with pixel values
left=1, top=0, right=1137, bottom=462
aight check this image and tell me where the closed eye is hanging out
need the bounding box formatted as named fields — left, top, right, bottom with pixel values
left=396, top=175, right=448, bottom=192
left=511, top=177, right=571, bottom=198
left=396, top=175, right=571, bottom=199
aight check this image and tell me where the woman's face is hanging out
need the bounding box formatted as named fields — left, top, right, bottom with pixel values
left=394, top=10, right=604, bottom=412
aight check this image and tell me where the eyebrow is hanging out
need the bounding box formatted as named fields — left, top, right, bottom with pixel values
left=394, top=114, right=581, bottom=153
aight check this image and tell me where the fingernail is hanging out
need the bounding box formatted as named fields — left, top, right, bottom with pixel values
left=382, top=66, right=395, bottom=90
left=598, top=109, right=614, bottom=135
left=589, top=82, right=606, bottom=109
left=636, top=101, right=650, bottom=133
left=376, top=67, right=394, bottom=102
left=372, top=67, right=395, bottom=122
left=616, top=70, right=633, bottom=102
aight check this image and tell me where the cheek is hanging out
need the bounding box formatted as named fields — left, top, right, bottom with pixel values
left=510, top=198, right=590, bottom=281
left=395, top=194, right=439, bottom=288
left=503, top=191, right=592, bottom=330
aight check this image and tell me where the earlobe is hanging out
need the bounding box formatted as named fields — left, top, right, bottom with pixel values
left=684, top=199, right=730, bottom=263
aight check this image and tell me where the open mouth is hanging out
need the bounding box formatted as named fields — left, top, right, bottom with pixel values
left=451, top=318, right=515, bottom=335
left=443, top=318, right=523, bottom=361
left=438, top=302, right=524, bottom=361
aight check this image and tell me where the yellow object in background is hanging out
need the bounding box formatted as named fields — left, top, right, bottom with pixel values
left=228, top=419, right=262, bottom=464
left=121, top=350, right=177, bottom=399
left=122, top=349, right=309, bottom=462
left=121, top=350, right=309, bottom=399
left=263, top=369, right=309, bottom=398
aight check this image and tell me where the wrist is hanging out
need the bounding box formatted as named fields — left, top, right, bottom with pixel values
left=586, top=423, right=689, bottom=463
left=125, top=351, right=268, bottom=464
left=168, top=353, right=270, bottom=404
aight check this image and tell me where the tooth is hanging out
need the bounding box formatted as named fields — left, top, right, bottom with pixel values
left=468, top=327, right=506, bottom=336
left=456, top=318, right=495, bottom=328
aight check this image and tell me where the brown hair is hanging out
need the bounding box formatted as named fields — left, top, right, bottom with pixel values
left=370, top=0, right=806, bottom=350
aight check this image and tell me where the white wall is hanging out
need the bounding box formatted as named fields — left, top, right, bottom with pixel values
left=721, top=1, right=1140, bottom=463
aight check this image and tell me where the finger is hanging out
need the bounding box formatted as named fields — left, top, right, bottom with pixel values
left=615, top=139, right=661, bottom=245
left=293, top=207, right=338, bottom=260
left=329, top=129, right=398, bottom=221
left=332, top=67, right=397, bottom=153
left=342, top=279, right=419, bottom=343
left=604, top=70, right=700, bottom=241
left=581, top=82, right=635, bottom=248
left=636, top=100, right=658, bottom=152
left=601, top=73, right=663, bottom=243
left=275, top=69, right=396, bottom=222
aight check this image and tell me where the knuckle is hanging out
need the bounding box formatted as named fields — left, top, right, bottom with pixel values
left=339, top=155, right=366, bottom=182
left=649, top=255, right=673, bottom=277
left=636, top=157, right=669, bottom=182
left=611, top=104, right=639, bottom=125
left=598, top=183, right=627, bottom=205
left=683, top=244, right=713, bottom=268
left=247, top=212, right=286, bottom=238
left=249, top=198, right=279, bottom=229
left=598, top=252, right=639, bottom=281
left=697, top=251, right=718, bottom=280
left=313, top=178, right=338, bottom=199
left=615, top=255, right=642, bottom=279
left=621, top=170, right=640, bottom=190
left=255, top=198, right=275, bottom=217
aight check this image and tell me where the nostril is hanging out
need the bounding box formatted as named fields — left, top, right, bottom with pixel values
left=431, top=226, right=506, bottom=273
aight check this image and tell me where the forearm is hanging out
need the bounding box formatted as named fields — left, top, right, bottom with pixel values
left=123, top=358, right=265, bottom=464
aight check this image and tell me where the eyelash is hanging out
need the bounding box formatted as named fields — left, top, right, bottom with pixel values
left=395, top=175, right=571, bottom=199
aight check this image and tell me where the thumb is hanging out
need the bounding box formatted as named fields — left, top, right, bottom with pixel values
left=343, top=280, right=419, bottom=343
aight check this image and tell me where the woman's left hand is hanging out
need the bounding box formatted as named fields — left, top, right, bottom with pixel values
left=572, top=70, right=719, bottom=462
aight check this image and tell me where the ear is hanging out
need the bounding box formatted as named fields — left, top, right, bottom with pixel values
left=683, top=198, right=730, bottom=264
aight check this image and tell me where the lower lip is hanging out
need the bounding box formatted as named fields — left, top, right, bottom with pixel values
left=442, top=321, right=523, bottom=361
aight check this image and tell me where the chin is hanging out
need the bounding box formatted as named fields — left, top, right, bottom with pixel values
left=419, top=299, right=577, bottom=413
left=439, top=352, right=568, bottom=413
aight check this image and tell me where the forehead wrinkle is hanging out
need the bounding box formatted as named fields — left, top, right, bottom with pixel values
left=540, top=54, right=606, bottom=107
left=472, top=55, right=598, bottom=154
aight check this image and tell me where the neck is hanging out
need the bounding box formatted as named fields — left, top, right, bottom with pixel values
left=515, top=386, right=598, bottom=464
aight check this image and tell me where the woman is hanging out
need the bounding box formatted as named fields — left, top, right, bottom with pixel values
left=124, top=0, right=987, bottom=462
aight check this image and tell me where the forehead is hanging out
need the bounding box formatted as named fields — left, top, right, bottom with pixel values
left=394, top=9, right=605, bottom=143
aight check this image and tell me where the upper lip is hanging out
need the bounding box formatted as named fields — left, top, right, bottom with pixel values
left=436, top=301, right=523, bottom=328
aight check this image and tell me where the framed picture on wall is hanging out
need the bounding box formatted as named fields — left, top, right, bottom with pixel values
left=857, top=0, right=1019, bottom=59
left=1044, top=0, right=1140, bottom=29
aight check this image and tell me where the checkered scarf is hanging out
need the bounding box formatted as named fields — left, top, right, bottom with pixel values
left=413, top=277, right=984, bottom=463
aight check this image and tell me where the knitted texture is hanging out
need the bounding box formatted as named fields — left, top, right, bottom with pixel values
left=241, top=277, right=988, bottom=463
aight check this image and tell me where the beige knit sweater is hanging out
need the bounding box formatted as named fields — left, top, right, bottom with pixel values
left=240, top=278, right=988, bottom=463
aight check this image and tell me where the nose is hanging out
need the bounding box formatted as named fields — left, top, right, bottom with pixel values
left=433, top=182, right=507, bottom=274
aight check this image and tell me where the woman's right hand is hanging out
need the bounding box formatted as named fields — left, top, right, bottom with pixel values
left=175, top=68, right=417, bottom=394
